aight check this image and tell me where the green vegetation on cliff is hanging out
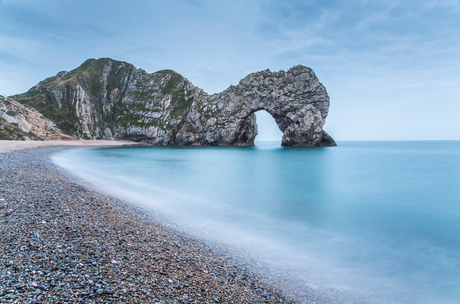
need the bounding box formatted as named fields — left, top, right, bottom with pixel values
left=12, top=59, right=101, bottom=136
left=12, top=58, right=193, bottom=139
left=0, top=117, right=40, bottom=140
left=8, top=58, right=335, bottom=146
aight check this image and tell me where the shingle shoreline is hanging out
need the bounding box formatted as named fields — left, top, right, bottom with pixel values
left=0, top=147, right=295, bottom=303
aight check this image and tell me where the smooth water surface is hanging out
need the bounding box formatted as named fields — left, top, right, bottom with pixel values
left=52, top=141, right=460, bottom=303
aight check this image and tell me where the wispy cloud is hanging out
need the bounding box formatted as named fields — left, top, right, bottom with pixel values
left=0, top=0, right=459, bottom=139
left=258, top=0, right=460, bottom=59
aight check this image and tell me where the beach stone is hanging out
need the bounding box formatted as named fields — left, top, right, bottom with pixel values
left=0, top=147, right=296, bottom=303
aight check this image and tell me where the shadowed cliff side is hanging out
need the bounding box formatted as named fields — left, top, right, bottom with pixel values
left=13, top=58, right=336, bottom=146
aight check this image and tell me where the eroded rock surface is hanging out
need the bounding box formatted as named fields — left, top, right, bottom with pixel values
left=0, top=95, right=70, bottom=140
left=13, top=58, right=335, bottom=146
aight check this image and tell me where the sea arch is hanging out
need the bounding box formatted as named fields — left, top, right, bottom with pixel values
left=227, top=69, right=336, bottom=147
left=176, top=65, right=336, bottom=147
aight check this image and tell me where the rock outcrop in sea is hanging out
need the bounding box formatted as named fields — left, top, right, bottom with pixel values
left=13, top=58, right=336, bottom=146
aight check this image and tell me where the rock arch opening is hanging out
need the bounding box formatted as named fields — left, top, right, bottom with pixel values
left=254, top=110, right=283, bottom=145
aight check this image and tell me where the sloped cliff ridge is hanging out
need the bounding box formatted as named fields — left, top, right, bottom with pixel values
left=0, top=95, right=70, bottom=140
left=13, top=58, right=335, bottom=146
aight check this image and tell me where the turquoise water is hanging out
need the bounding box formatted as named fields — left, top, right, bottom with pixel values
left=52, top=141, right=460, bottom=303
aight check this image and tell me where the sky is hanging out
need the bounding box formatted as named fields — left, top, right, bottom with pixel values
left=0, top=0, right=459, bottom=140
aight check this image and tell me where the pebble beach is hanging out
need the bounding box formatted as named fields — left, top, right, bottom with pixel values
left=0, top=143, right=295, bottom=303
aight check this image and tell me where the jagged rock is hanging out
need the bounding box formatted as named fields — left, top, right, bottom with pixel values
left=13, top=58, right=335, bottom=146
left=0, top=95, right=70, bottom=140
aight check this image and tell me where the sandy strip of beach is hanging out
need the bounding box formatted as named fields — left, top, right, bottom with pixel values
left=0, top=146, right=294, bottom=303
left=0, top=139, right=138, bottom=153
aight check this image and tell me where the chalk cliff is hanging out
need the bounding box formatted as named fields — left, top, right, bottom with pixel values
left=13, top=58, right=335, bottom=146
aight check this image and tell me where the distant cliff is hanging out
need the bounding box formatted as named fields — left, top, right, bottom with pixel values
left=12, top=58, right=335, bottom=146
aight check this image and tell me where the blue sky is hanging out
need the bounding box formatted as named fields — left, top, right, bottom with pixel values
left=0, top=0, right=459, bottom=140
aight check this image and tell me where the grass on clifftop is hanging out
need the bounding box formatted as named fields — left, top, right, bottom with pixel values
left=11, top=59, right=196, bottom=138
left=11, top=59, right=107, bottom=137
left=160, top=72, right=184, bottom=95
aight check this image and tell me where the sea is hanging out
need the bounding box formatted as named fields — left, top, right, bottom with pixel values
left=52, top=140, right=460, bottom=304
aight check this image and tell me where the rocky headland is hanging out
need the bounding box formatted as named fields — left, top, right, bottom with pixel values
left=6, top=58, right=335, bottom=146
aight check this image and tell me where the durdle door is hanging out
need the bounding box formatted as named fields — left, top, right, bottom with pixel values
left=12, top=58, right=335, bottom=146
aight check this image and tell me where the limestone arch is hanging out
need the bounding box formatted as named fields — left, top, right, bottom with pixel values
left=226, top=66, right=336, bottom=147
left=232, top=102, right=334, bottom=147
left=176, top=65, right=335, bottom=147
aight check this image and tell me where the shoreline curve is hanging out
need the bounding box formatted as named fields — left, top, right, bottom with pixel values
left=0, top=146, right=294, bottom=303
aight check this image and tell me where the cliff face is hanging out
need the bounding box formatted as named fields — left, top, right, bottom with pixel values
left=13, top=58, right=335, bottom=146
left=0, top=95, right=70, bottom=140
